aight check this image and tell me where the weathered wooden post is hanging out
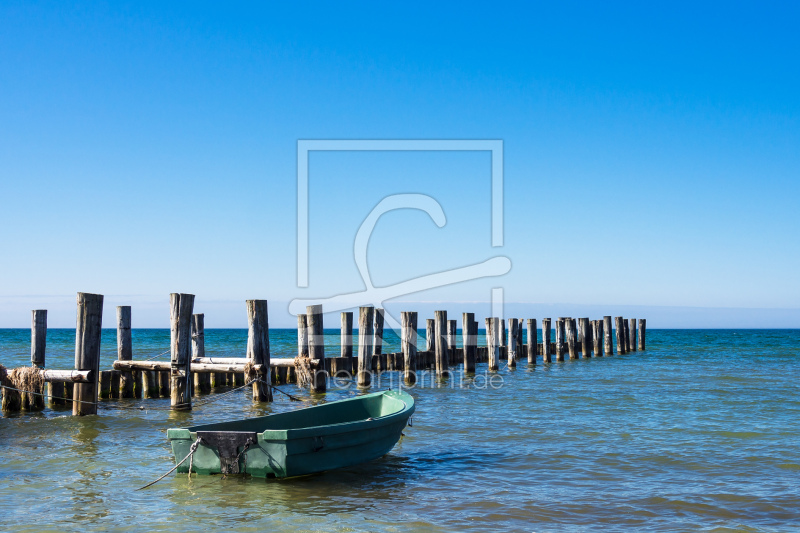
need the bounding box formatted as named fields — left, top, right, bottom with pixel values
left=426, top=319, right=435, bottom=352
left=169, top=293, right=194, bottom=410
left=306, top=305, right=326, bottom=392
left=158, top=371, right=170, bottom=397
left=500, top=319, right=507, bottom=347
left=434, top=310, right=449, bottom=377
left=99, top=371, right=112, bottom=400
left=247, top=300, right=272, bottom=402
left=116, top=306, right=136, bottom=398
left=31, top=310, right=46, bottom=368
left=566, top=318, right=578, bottom=360
left=488, top=318, right=501, bottom=371
left=74, top=292, right=103, bottom=416
left=297, top=315, right=309, bottom=357
left=463, top=312, right=476, bottom=373
left=527, top=318, right=537, bottom=364
left=507, top=318, right=518, bottom=368
left=29, top=309, right=47, bottom=410
left=143, top=371, right=158, bottom=398
left=542, top=318, right=552, bottom=363
left=341, top=312, right=353, bottom=358
left=373, top=308, right=385, bottom=356
left=402, top=311, right=418, bottom=384
left=624, top=319, right=631, bottom=354
left=192, top=314, right=211, bottom=395
left=629, top=318, right=637, bottom=352
left=593, top=320, right=603, bottom=357
left=447, top=319, right=457, bottom=365
left=615, top=316, right=626, bottom=354
left=555, top=318, right=565, bottom=362
left=485, top=318, right=493, bottom=352
left=639, top=319, right=646, bottom=350
left=604, top=316, right=613, bottom=355
left=357, top=306, right=374, bottom=387
left=579, top=317, right=592, bottom=358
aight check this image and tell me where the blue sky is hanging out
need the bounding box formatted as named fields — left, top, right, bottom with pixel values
left=1, top=1, right=798, bottom=327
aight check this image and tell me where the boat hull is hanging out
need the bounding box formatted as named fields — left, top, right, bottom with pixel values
left=168, top=390, right=414, bottom=479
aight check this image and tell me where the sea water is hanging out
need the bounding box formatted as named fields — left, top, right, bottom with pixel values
left=1, top=329, right=798, bottom=532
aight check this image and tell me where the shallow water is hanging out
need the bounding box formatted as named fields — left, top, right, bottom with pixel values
left=1, top=329, right=799, bottom=532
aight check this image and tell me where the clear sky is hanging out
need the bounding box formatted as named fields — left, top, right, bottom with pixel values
left=1, top=1, right=798, bottom=328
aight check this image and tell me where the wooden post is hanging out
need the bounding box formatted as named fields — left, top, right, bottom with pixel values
left=624, top=319, right=631, bottom=354
left=426, top=319, right=435, bottom=352
left=639, top=319, right=646, bottom=350
left=29, top=309, right=47, bottom=410
left=507, top=318, right=518, bottom=368
left=463, top=312, right=476, bottom=373
left=373, top=308, right=384, bottom=356
left=565, top=318, right=577, bottom=360
left=31, top=309, right=46, bottom=368
left=2, top=371, right=22, bottom=411
left=341, top=312, right=353, bottom=358
left=527, top=318, right=537, bottom=364
left=143, top=371, right=158, bottom=398
left=485, top=318, right=492, bottom=352
left=593, top=320, right=603, bottom=357
left=542, top=318, right=552, bottom=363
left=169, top=293, right=194, bottom=410
left=488, top=318, right=501, bottom=371
left=357, top=306, right=374, bottom=387
left=555, top=318, right=565, bottom=362
left=48, top=381, right=65, bottom=407
left=306, top=305, right=326, bottom=392
left=580, top=317, right=591, bottom=358
left=109, top=371, right=120, bottom=399
left=604, top=316, right=613, bottom=355
left=298, top=315, right=309, bottom=357
left=100, top=371, right=112, bottom=399
left=434, top=310, right=449, bottom=376
left=192, top=314, right=211, bottom=395
left=116, top=306, right=135, bottom=398
left=500, top=319, right=506, bottom=347
left=402, top=312, right=418, bottom=384
left=615, top=316, right=626, bottom=354
left=247, top=300, right=272, bottom=402
left=629, top=318, right=637, bottom=352
left=447, top=319, right=457, bottom=365
left=158, top=370, right=170, bottom=397
left=73, top=292, right=103, bottom=416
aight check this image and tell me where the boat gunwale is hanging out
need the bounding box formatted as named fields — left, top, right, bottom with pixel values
left=168, top=390, right=414, bottom=442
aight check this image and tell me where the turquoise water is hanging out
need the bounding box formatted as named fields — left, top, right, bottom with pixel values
left=1, top=329, right=799, bottom=531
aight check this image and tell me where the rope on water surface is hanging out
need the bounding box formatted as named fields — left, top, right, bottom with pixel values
left=138, top=437, right=202, bottom=490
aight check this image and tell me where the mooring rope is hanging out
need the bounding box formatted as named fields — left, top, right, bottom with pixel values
left=137, top=437, right=202, bottom=490
left=143, top=349, right=171, bottom=361
left=255, top=378, right=307, bottom=402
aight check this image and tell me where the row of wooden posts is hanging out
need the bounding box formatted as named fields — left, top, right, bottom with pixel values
left=0, top=292, right=646, bottom=415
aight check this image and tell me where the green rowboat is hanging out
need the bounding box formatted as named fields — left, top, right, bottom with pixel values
left=167, top=390, right=414, bottom=479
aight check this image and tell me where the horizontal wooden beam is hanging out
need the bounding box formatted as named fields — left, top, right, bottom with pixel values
left=192, top=357, right=318, bottom=368
left=41, top=369, right=93, bottom=383
left=112, top=361, right=274, bottom=374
